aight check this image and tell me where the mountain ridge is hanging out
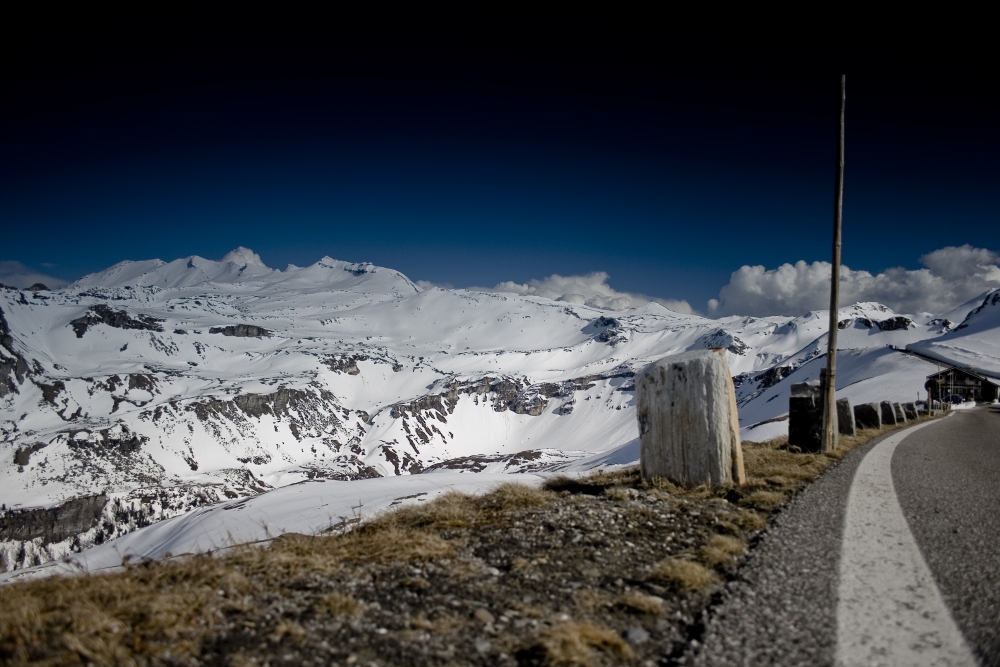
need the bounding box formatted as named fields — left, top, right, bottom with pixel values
left=1, top=248, right=994, bottom=572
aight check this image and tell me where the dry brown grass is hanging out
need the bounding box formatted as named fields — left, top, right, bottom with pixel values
left=0, top=553, right=254, bottom=665
left=701, top=534, right=746, bottom=567
left=0, top=482, right=555, bottom=664
left=523, top=620, right=634, bottom=666
left=649, top=557, right=720, bottom=592
left=314, top=591, right=365, bottom=617
left=615, top=589, right=665, bottom=615
left=602, top=486, right=634, bottom=501
left=479, top=481, right=552, bottom=511
left=574, top=589, right=614, bottom=614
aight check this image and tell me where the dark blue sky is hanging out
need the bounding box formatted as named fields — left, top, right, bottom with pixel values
left=2, top=18, right=997, bottom=310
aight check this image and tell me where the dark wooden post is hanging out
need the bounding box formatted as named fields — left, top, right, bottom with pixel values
left=822, top=74, right=846, bottom=453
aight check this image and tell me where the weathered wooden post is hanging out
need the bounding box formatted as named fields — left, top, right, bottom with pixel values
left=837, top=398, right=856, bottom=436
left=789, top=380, right=823, bottom=452
left=821, top=74, right=847, bottom=454
left=880, top=401, right=898, bottom=425
left=637, top=348, right=746, bottom=486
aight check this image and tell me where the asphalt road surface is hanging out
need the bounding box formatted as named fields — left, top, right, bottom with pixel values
left=682, top=406, right=1000, bottom=667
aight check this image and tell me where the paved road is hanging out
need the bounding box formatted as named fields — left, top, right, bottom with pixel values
left=683, top=406, right=1000, bottom=667
left=893, top=405, right=1000, bottom=666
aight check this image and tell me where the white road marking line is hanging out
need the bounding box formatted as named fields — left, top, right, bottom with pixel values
left=837, top=420, right=977, bottom=667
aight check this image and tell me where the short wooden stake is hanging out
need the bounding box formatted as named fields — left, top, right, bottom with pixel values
left=637, top=349, right=746, bottom=486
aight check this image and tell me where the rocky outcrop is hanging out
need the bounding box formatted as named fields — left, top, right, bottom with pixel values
left=186, top=385, right=344, bottom=445
left=0, top=307, right=31, bottom=397
left=588, top=316, right=627, bottom=345
left=27, top=283, right=48, bottom=292
left=757, top=365, right=794, bottom=390
left=838, top=316, right=913, bottom=331
left=902, top=402, right=918, bottom=420
left=0, top=494, right=108, bottom=544
left=876, top=316, right=913, bottom=331
left=325, top=354, right=368, bottom=375
left=70, top=304, right=164, bottom=338
left=193, top=387, right=319, bottom=421
left=422, top=449, right=580, bottom=474
left=208, top=324, right=271, bottom=338
left=699, top=329, right=748, bottom=356
left=14, top=442, right=48, bottom=469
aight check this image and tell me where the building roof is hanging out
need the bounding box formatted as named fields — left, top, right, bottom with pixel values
left=926, top=366, right=1000, bottom=386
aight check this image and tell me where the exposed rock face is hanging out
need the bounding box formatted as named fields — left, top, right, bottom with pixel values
left=13, top=442, right=47, bottom=469
left=208, top=324, right=271, bottom=338
left=838, top=316, right=913, bottom=331
left=881, top=401, right=898, bottom=425
left=27, top=283, right=48, bottom=292
left=591, top=316, right=627, bottom=345
left=757, top=365, right=794, bottom=390
left=789, top=380, right=823, bottom=453
left=193, top=387, right=321, bottom=422
left=70, top=304, right=164, bottom=338
left=0, top=494, right=108, bottom=543
left=325, top=354, right=367, bottom=375
left=637, top=349, right=745, bottom=486
left=927, top=318, right=954, bottom=331
left=893, top=403, right=906, bottom=422
left=0, top=307, right=31, bottom=397
left=699, top=329, right=748, bottom=356
left=421, top=449, right=580, bottom=474
left=902, top=402, right=919, bottom=420
left=854, top=402, right=882, bottom=430
left=837, top=398, right=856, bottom=436
left=876, top=316, right=913, bottom=331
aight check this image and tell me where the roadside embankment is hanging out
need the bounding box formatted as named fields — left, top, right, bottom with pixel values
left=0, top=417, right=938, bottom=666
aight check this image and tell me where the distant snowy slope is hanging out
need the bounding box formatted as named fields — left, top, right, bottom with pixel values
left=2, top=247, right=994, bottom=574
left=907, top=289, right=1000, bottom=377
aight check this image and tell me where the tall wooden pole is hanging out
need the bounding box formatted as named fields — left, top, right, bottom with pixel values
left=822, top=75, right=846, bottom=453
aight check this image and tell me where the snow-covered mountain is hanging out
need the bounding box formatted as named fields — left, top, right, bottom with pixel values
left=906, top=289, right=1000, bottom=377
left=1, top=248, right=993, bottom=573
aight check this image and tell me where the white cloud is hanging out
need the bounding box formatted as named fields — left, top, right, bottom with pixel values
left=482, top=271, right=695, bottom=314
left=0, top=261, right=69, bottom=290
left=414, top=279, right=453, bottom=291
left=708, top=245, right=1000, bottom=317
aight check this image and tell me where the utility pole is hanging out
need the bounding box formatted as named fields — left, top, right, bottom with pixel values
left=822, top=75, right=846, bottom=453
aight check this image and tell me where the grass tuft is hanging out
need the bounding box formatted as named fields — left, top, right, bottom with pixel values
left=701, top=534, right=746, bottom=567
left=479, top=482, right=552, bottom=512
left=520, top=620, right=634, bottom=666
left=314, top=591, right=365, bottom=617
left=615, top=589, right=665, bottom=615
left=650, top=557, right=720, bottom=592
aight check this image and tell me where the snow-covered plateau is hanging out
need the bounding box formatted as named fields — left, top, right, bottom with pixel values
left=2, top=247, right=997, bottom=578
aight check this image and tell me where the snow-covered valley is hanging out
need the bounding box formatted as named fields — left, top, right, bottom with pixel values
left=2, top=247, right=998, bottom=576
